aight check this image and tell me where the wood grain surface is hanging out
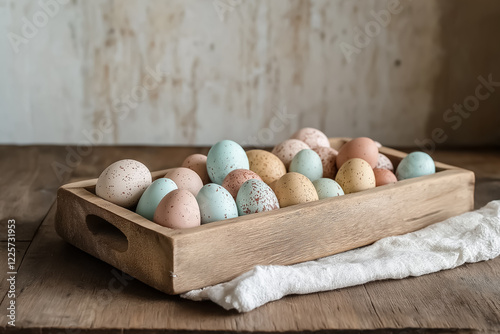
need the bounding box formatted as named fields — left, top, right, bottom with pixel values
left=1, top=145, right=499, bottom=333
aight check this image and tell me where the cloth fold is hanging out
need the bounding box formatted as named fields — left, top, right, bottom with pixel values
left=182, top=200, right=500, bottom=312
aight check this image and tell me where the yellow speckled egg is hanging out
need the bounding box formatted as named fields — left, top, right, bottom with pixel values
left=246, top=149, right=287, bottom=185
left=274, top=172, right=319, bottom=208
left=271, top=139, right=310, bottom=169
left=335, top=158, right=376, bottom=194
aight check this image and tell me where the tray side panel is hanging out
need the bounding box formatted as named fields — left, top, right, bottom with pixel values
left=55, top=187, right=176, bottom=294
left=171, top=169, right=475, bottom=293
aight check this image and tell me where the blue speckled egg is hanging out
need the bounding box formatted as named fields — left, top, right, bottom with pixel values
left=236, top=179, right=280, bottom=216
left=289, top=149, right=323, bottom=181
left=396, top=152, right=435, bottom=180
left=312, top=178, right=345, bottom=200
left=136, top=178, right=178, bottom=220
left=207, top=140, right=250, bottom=184
left=196, top=184, right=239, bottom=224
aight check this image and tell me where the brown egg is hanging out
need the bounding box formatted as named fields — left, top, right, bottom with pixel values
left=153, top=189, right=201, bottom=229
left=246, top=149, right=287, bottom=185
left=336, top=137, right=379, bottom=169
left=274, top=172, right=319, bottom=208
left=376, top=153, right=394, bottom=172
left=291, top=127, right=330, bottom=148
left=271, top=139, right=310, bottom=169
left=373, top=168, right=397, bottom=187
left=164, top=167, right=203, bottom=196
left=312, top=147, right=338, bottom=179
left=221, top=169, right=263, bottom=198
left=181, top=154, right=210, bottom=184
left=335, top=158, right=376, bottom=194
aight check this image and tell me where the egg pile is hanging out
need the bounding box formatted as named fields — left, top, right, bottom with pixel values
left=95, top=128, right=436, bottom=229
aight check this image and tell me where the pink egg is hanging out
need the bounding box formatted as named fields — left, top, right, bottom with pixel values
left=291, top=127, right=330, bottom=148
left=182, top=154, right=210, bottom=184
left=272, top=139, right=310, bottom=169
left=312, top=147, right=339, bottom=179
left=222, top=169, right=263, bottom=198
left=336, top=137, right=379, bottom=169
left=373, top=168, right=397, bottom=187
left=164, top=167, right=203, bottom=196
left=153, top=189, right=201, bottom=229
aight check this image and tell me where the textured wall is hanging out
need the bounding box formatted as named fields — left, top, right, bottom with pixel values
left=0, top=0, right=498, bottom=147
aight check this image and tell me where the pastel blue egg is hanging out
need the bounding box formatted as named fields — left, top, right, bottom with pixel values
left=196, top=184, right=238, bottom=224
left=313, top=178, right=345, bottom=200
left=136, top=178, right=178, bottom=220
left=396, top=152, right=435, bottom=180
left=207, top=140, right=249, bottom=184
left=236, top=179, right=280, bottom=216
left=289, top=149, right=323, bottom=181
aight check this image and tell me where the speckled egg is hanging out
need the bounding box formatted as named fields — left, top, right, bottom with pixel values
left=396, top=152, right=436, bottom=180
left=164, top=167, right=203, bottom=196
left=291, top=127, right=330, bottom=148
left=289, top=149, right=323, bottom=182
left=271, top=139, right=310, bottom=169
left=236, top=179, right=280, bottom=216
left=196, top=184, right=239, bottom=224
left=335, top=158, right=376, bottom=194
left=373, top=168, right=398, bottom=187
left=182, top=154, right=210, bottom=184
left=274, top=172, right=319, bottom=208
left=312, top=147, right=338, bottom=179
left=336, top=137, right=379, bottom=169
left=376, top=153, right=394, bottom=172
left=246, top=149, right=287, bottom=185
left=222, top=169, right=263, bottom=198
left=96, top=159, right=152, bottom=208
left=153, top=189, right=201, bottom=229
left=136, top=178, right=178, bottom=220
left=312, top=178, right=344, bottom=200
left=207, top=140, right=249, bottom=185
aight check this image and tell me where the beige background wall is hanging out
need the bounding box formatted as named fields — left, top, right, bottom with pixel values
left=1, top=0, right=499, bottom=147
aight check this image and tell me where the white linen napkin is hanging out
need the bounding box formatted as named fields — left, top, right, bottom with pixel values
left=182, top=200, right=500, bottom=313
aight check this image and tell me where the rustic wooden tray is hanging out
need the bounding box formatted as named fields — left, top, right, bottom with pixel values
left=55, top=138, right=475, bottom=294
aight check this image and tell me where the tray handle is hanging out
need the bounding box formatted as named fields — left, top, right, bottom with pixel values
left=85, top=214, right=129, bottom=253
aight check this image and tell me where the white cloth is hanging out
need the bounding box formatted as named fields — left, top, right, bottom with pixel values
left=182, top=200, right=500, bottom=313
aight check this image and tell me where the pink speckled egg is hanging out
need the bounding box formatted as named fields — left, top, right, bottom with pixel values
left=376, top=153, right=394, bottom=172
left=271, top=139, right=310, bottom=169
left=222, top=169, right=263, bottom=198
left=95, top=159, right=152, bottom=208
left=181, top=154, right=210, bottom=185
left=164, top=167, right=203, bottom=196
left=290, top=127, right=330, bottom=149
left=312, top=147, right=339, bottom=179
left=153, top=189, right=201, bottom=229
left=373, top=168, right=398, bottom=187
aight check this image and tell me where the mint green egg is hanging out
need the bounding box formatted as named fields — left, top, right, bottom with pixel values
left=313, top=178, right=345, bottom=200
left=196, top=184, right=238, bottom=224
left=136, top=178, right=178, bottom=220
left=396, top=152, right=435, bottom=180
left=207, top=140, right=249, bottom=184
left=289, top=149, right=323, bottom=181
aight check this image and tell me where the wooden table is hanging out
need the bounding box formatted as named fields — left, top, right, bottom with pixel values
left=1, top=146, right=499, bottom=333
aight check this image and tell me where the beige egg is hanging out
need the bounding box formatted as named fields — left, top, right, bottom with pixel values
left=335, top=158, right=376, bottom=194
left=312, top=147, right=338, bottom=179
left=274, top=172, right=319, bottom=208
left=153, top=189, right=201, bottom=229
left=246, top=149, right=287, bottom=185
left=181, top=154, right=210, bottom=184
left=271, top=139, right=310, bottom=169
left=291, top=127, right=330, bottom=148
left=96, top=159, right=152, bottom=208
left=164, top=167, right=203, bottom=196
left=221, top=169, right=262, bottom=198
left=336, top=137, right=379, bottom=169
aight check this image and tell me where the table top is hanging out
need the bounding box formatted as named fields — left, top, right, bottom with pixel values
left=1, top=145, right=500, bottom=333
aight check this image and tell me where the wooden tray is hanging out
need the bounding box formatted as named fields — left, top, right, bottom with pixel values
left=55, top=139, right=475, bottom=294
